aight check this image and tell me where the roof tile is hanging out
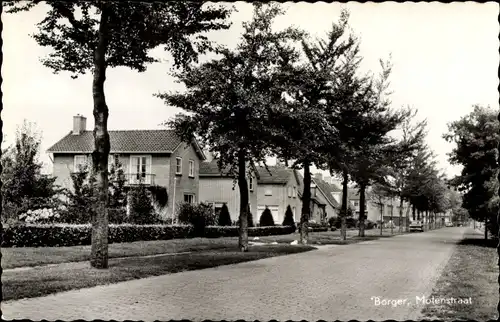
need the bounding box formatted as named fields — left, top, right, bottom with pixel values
left=47, top=130, right=182, bottom=153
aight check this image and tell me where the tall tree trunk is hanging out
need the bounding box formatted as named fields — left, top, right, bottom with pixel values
left=90, top=6, right=111, bottom=269
left=379, top=203, right=383, bottom=236
left=237, top=148, right=249, bottom=252
left=399, top=197, right=404, bottom=233
left=485, top=216, right=488, bottom=240
left=358, top=183, right=366, bottom=237
left=390, top=199, right=394, bottom=235
left=340, top=169, right=348, bottom=241
left=300, top=160, right=311, bottom=244
left=406, top=203, right=411, bottom=232
left=412, top=204, right=416, bottom=221
left=497, top=109, right=500, bottom=319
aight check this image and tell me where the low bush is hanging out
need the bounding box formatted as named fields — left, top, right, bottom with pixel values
left=259, top=207, right=275, bottom=227
left=307, top=222, right=329, bottom=232
left=177, top=202, right=217, bottom=236
left=1, top=224, right=195, bottom=247
left=282, top=205, right=296, bottom=228
left=218, top=204, right=232, bottom=226
left=204, top=225, right=296, bottom=238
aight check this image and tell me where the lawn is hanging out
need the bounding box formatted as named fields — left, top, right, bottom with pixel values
left=257, top=227, right=409, bottom=244
left=2, top=228, right=410, bottom=269
left=2, top=237, right=240, bottom=269
left=2, top=244, right=315, bottom=301
left=421, top=230, right=498, bottom=321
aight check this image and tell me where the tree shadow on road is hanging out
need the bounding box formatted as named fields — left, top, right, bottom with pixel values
left=459, top=238, right=497, bottom=248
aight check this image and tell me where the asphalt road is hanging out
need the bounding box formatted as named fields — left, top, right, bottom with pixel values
left=2, top=227, right=467, bottom=321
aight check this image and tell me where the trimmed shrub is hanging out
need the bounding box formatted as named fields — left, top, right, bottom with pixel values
left=259, top=207, right=275, bottom=227
left=129, top=183, right=159, bottom=225
left=1, top=224, right=195, bottom=247
left=204, top=225, right=296, bottom=238
left=218, top=204, right=232, bottom=226
left=282, top=205, right=295, bottom=227
left=177, top=202, right=217, bottom=236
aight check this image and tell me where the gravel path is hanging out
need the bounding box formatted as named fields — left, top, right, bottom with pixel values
left=2, top=227, right=467, bottom=321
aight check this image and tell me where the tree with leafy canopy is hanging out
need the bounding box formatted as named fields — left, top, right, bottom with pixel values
left=269, top=10, right=359, bottom=243
left=389, top=108, right=427, bottom=232
left=159, top=3, right=302, bottom=251
left=444, top=105, right=499, bottom=240
left=359, top=108, right=427, bottom=236
left=218, top=203, right=232, bottom=226
left=4, top=1, right=232, bottom=268
left=1, top=121, right=63, bottom=223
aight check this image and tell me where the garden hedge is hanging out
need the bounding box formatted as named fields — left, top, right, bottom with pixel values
left=1, top=224, right=297, bottom=247
left=1, top=224, right=195, bottom=247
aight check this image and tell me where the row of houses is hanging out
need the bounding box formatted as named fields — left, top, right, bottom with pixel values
left=48, top=115, right=421, bottom=225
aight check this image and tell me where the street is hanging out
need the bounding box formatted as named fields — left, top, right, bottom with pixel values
left=2, top=227, right=468, bottom=321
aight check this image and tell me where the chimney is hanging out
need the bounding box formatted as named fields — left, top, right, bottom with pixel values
left=72, top=114, right=87, bottom=135
left=314, top=172, right=323, bottom=182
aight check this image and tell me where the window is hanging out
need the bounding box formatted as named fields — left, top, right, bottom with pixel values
left=293, top=186, right=297, bottom=198
left=130, top=155, right=152, bottom=184
left=176, top=157, right=182, bottom=175
left=288, top=186, right=292, bottom=198
left=74, top=155, right=88, bottom=172
left=353, top=201, right=360, bottom=207
left=249, top=176, right=254, bottom=191
left=189, top=160, right=195, bottom=177
left=184, top=194, right=195, bottom=204
left=264, top=189, right=272, bottom=196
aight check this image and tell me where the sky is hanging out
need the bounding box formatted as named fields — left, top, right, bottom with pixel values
left=2, top=2, right=499, bottom=179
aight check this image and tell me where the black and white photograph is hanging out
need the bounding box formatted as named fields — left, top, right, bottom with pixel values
left=1, top=1, right=499, bottom=321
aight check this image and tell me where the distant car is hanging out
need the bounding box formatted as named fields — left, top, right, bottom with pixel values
left=409, top=221, right=424, bottom=232
left=445, top=222, right=453, bottom=227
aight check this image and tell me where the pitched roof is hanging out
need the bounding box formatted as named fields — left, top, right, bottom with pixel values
left=47, top=130, right=187, bottom=154
left=295, top=171, right=339, bottom=209
left=199, top=159, right=260, bottom=178
left=256, top=166, right=294, bottom=184
left=313, top=178, right=341, bottom=209
left=199, top=159, right=233, bottom=177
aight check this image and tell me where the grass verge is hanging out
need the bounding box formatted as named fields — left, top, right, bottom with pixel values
left=2, top=244, right=315, bottom=301
left=2, top=228, right=408, bottom=269
left=257, top=228, right=408, bottom=245
left=2, top=237, right=240, bottom=269
left=421, top=230, right=498, bottom=321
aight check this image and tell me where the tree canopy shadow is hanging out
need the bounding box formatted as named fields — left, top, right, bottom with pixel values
left=459, top=237, right=497, bottom=248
